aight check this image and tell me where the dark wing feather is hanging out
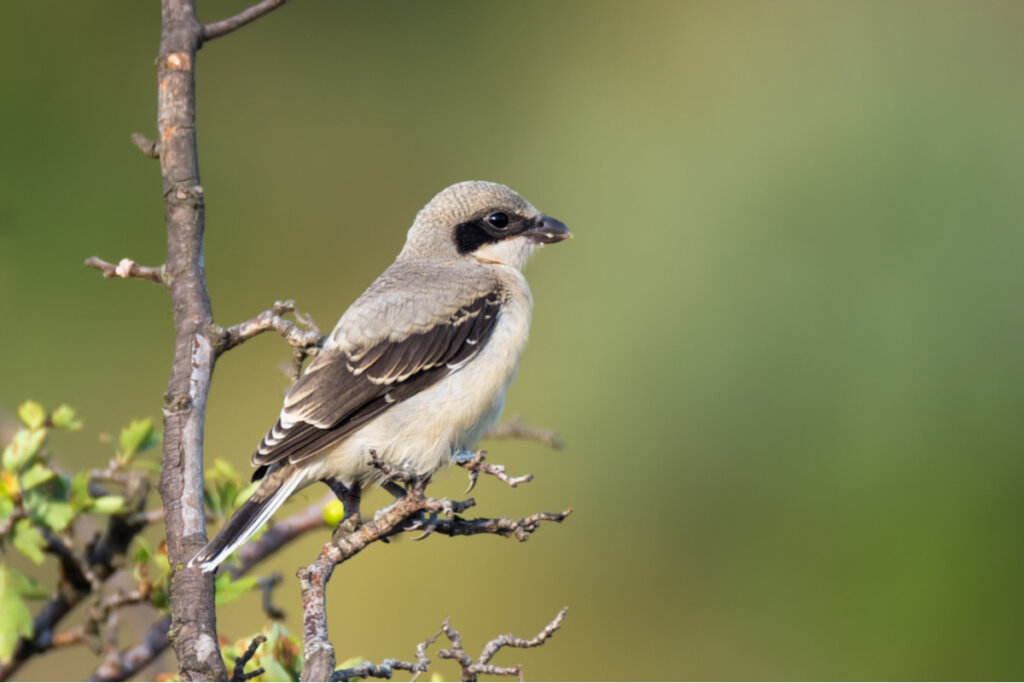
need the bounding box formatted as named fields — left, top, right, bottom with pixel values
left=251, top=289, right=504, bottom=470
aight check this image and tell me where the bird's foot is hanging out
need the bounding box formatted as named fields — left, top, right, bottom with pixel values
left=450, top=448, right=478, bottom=465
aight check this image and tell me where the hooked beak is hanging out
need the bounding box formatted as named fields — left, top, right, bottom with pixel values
left=523, top=215, right=573, bottom=244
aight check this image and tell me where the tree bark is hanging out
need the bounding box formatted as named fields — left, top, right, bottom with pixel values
left=154, top=1, right=226, bottom=680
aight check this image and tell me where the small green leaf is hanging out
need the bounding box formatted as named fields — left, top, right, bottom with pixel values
left=13, top=520, right=47, bottom=564
left=51, top=405, right=83, bottom=431
left=150, top=585, right=170, bottom=610
left=261, top=656, right=293, bottom=683
left=214, top=574, right=258, bottom=605
left=19, top=463, right=55, bottom=490
left=17, top=401, right=46, bottom=431
left=43, top=502, right=75, bottom=531
left=70, top=471, right=92, bottom=509
left=25, top=495, right=75, bottom=532
left=92, top=496, right=125, bottom=515
left=119, top=418, right=154, bottom=460
left=0, top=564, right=35, bottom=663
left=2, top=428, right=47, bottom=473
left=6, top=567, right=47, bottom=600
left=211, top=458, right=239, bottom=482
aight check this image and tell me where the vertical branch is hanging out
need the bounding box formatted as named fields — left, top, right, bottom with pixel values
left=155, top=1, right=226, bottom=680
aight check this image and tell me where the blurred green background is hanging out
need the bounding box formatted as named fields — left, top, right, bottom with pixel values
left=4, top=0, right=1024, bottom=679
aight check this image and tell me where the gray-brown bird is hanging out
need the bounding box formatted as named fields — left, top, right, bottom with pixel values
left=190, top=181, right=571, bottom=571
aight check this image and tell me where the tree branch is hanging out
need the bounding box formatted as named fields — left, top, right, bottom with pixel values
left=0, top=471, right=153, bottom=681
left=298, top=454, right=569, bottom=682
left=231, top=634, right=267, bottom=682
left=436, top=608, right=568, bottom=682
left=202, top=0, right=291, bottom=42
left=483, top=416, right=564, bottom=450
left=84, top=256, right=165, bottom=285
left=87, top=615, right=171, bottom=683
left=131, top=132, right=160, bottom=159
left=212, top=299, right=324, bottom=361
left=455, top=450, right=533, bottom=494
left=153, top=2, right=225, bottom=679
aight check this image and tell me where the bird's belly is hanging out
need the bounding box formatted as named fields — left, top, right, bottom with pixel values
left=317, top=288, right=531, bottom=486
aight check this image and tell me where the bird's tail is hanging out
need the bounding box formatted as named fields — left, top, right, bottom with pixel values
left=188, top=467, right=303, bottom=573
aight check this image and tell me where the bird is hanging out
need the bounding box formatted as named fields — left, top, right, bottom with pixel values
left=190, top=180, right=571, bottom=572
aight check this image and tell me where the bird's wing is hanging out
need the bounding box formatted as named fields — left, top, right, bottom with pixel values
left=251, top=276, right=505, bottom=470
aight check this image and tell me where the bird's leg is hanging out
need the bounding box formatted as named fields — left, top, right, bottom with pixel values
left=381, top=480, right=407, bottom=499
left=323, top=478, right=362, bottom=537
left=372, top=480, right=408, bottom=523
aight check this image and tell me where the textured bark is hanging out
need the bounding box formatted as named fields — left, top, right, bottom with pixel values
left=154, top=2, right=226, bottom=680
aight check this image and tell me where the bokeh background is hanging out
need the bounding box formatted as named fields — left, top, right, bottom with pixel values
left=3, top=1, right=1024, bottom=679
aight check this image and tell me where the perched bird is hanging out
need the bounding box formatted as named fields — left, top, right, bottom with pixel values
left=190, top=181, right=571, bottom=572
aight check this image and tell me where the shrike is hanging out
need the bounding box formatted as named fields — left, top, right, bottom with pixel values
left=191, top=181, right=570, bottom=571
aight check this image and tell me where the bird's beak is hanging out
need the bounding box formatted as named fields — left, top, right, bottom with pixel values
left=523, top=215, right=573, bottom=244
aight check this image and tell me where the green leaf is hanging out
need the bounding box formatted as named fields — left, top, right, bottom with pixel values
left=42, top=502, right=75, bottom=531
left=119, top=418, right=154, bottom=461
left=51, top=405, right=83, bottom=431
left=262, top=657, right=293, bottom=683
left=214, top=574, right=258, bottom=605
left=70, top=471, right=92, bottom=509
left=211, top=458, right=240, bottom=482
left=2, top=428, right=47, bottom=473
left=151, top=585, right=170, bottom=611
left=6, top=567, right=47, bottom=600
left=0, top=564, right=35, bottom=663
left=92, top=496, right=125, bottom=515
left=17, top=401, right=46, bottom=430
left=19, top=463, right=55, bottom=490
left=25, top=495, right=75, bottom=532
left=13, top=520, right=46, bottom=564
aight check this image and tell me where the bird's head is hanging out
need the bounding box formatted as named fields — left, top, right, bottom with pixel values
left=399, top=181, right=571, bottom=270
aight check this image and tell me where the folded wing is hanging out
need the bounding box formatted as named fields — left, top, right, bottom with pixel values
left=251, top=287, right=505, bottom=474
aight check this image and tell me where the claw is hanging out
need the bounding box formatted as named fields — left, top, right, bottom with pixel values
left=412, top=512, right=439, bottom=541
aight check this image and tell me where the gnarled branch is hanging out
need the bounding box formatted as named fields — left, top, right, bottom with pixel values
left=299, top=454, right=569, bottom=682
left=437, top=607, right=568, bottom=682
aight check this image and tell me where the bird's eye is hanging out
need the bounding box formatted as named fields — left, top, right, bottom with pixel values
left=487, top=212, right=509, bottom=229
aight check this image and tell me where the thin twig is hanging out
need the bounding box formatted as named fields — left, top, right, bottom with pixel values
left=232, top=634, right=267, bottom=682
left=332, top=626, right=439, bottom=682
left=257, top=572, right=286, bottom=621
left=85, top=494, right=326, bottom=681
left=213, top=300, right=324, bottom=364
left=87, top=616, right=170, bottom=682
left=0, top=506, right=27, bottom=538
left=202, top=0, right=291, bottom=41
left=130, top=132, right=159, bottom=158
left=84, top=256, right=165, bottom=285
left=299, top=453, right=567, bottom=682
left=455, top=450, right=533, bottom=494
left=431, top=508, right=572, bottom=542
left=437, top=608, right=568, bottom=682
left=50, top=626, right=88, bottom=649
left=484, top=416, right=564, bottom=450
